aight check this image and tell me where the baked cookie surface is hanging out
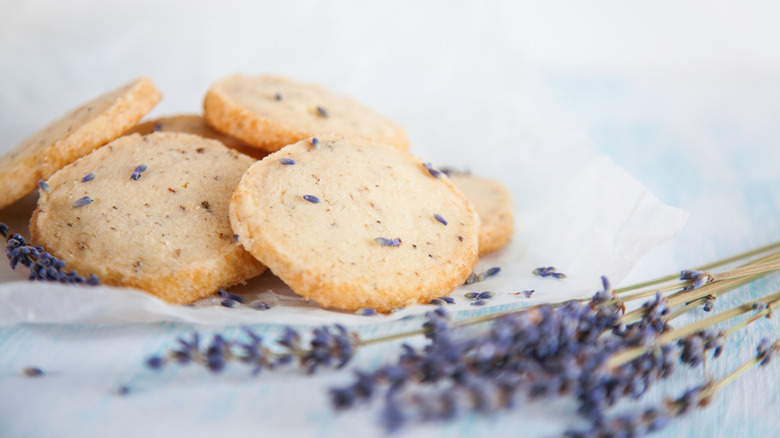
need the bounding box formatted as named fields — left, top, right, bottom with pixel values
left=125, top=114, right=267, bottom=160
left=30, top=132, right=266, bottom=304
left=448, top=173, right=514, bottom=255
left=204, top=75, right=409, bottom=153
left=230, top=136, right=479, bottom=312
left=0, top=78, right=161, bottom=210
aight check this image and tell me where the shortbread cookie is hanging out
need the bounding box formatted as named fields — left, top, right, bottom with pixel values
left=125, top=114, right=267, bottom=160
left=230, top=136, right=479, bottom=312
left=448, top=173, right=514, bottom=255
left=0, top=78, right=161, bottom=210
left=30, top=132, right=266, bottom=304
left=204, top=75, right=409, bottom=153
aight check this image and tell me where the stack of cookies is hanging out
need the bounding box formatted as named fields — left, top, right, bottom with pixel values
left=1, top=75, right=514, bottom=312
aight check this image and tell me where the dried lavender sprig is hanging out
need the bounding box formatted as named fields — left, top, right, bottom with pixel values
left=606, top=250, right=780, bottom=312
left=570, top=337, right=780, bottom=437
left=663, top=272, right=767, bottom=321
left=621, top=258, right=780, bottom=324
left=3, top=225, right=100, bottom=286
left=608, top=290, right=780, bottom=368
left=146, top=325, right=359, bottom=375
left=613, top=241, right=780, bottom=295
left=359, top=266, right=775, bottom=361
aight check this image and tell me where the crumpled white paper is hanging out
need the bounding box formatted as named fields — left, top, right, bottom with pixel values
left=0, top=151, right=687, bottom=326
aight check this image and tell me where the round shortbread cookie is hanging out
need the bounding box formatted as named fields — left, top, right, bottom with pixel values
left=0, top=78, right=161, bottom=210
left=125, top=114, right=268, bottom=160
left=30, top=132, right=266, bottom=304
left=204, top=75, right=409, bottom=153
left=229, top=136, right=479, bottom=312
left=448, top=173, right=514, bottom=255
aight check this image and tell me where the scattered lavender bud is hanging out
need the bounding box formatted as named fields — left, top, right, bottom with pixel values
left=278, top=158, right=296, bottom=165
left=37, top=180, right=51, bottom=193
left=152, top=122, right=163, bottom=132
left=217, top=288, right=230, bottom=298
left=130, top=164, right=147, bottom=180
left=440, top=296, right=455, bottom=304
left=523, top=290, right=535, bottom=298
left=471, top=299, right=488, bottom=306
left=356, top=308, right=377, bottom=316
left=220, top=299, right=238, bottom=308
left=250, top=300, right=270, bottom=310
left=146, top=356, right=164, bottom=370
left=477, top=291, right=495, bottom=300
left=311, top=137, right=320, bottom=147
left=274, top=92, right=283, bottom=100
left=464, top=273, right=478, bottom=284
left=433, top=214, right=448, bottom=226
left=423, top=163, right=443, bottom=178
left=464, top=292, right=480, bottom=299
left=757, top=338, right=776, bottom=367
left=486, top=267, right=501, bottom=277
left=316, top=106, right=329, bottom=117
left=72, top=196, right=93, bottom=208
left=533, top=266, right=553, bottom=276
left=477, top=273, right=486, bottom=282
left=81, top=173, right=95, bottom=182
left=0, top=223, right=8, bottom=238
left=534, top=266, right=566, bottom=279
left=703, top=296, right=715, bottom=312
left=22, top=367, right=44, bottom=377
left=229, top=293, right=246, bottom=304
left=375, top=237, right=401, bottom=247
left=303, top=195, right=320, bottom=204
left=430, top=299, right=445, bottom=306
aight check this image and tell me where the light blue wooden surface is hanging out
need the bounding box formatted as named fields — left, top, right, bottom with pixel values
left=1, top=2, right=780, bottom=437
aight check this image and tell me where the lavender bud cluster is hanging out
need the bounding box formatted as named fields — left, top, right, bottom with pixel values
left=3, top=225, right=99, bottom=286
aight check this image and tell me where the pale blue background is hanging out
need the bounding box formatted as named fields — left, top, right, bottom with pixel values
left=1, top=1, right=779, bottom=437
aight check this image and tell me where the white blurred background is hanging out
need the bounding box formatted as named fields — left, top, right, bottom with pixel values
left=2, top=3, right=780, bottom=437
left=3, top=1, right=779, bottom=159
